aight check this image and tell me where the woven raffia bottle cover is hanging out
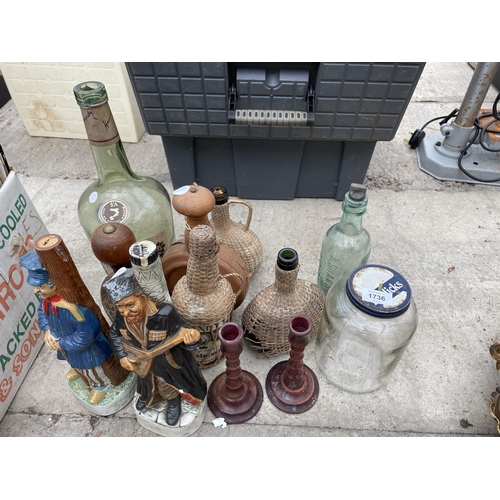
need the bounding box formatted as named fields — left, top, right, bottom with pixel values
left=171, top=224, right=244, bottom=369
left=210, top=186, right=263, bottom=277
left=162, top=183, right=250, bottom=310
left=241, top=248, right=325, bottom=357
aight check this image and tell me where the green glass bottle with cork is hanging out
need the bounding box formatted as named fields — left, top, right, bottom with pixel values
left=74, top=81, right=175, bottom=263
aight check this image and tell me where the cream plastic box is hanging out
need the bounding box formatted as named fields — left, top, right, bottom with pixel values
left=0, top=62, right=145, bottom=143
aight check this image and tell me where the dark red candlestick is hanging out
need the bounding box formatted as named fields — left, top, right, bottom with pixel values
left=266, top=316, right=319, bottom=414
left=208, top=322, right=263, bottom=424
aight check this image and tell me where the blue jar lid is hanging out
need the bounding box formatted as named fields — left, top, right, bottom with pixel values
left=346, top=264, right=412, bottom=318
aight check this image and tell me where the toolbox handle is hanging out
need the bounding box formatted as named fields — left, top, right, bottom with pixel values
left=227, top=85, right=315, bottom=126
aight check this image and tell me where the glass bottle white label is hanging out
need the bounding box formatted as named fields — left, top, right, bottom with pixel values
left=98, top=200, right=129, bottom=224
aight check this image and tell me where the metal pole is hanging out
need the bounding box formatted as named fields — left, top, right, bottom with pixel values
left=444, top=62, right=500, bottom=149
left=454, top=62, right=500, bottom=128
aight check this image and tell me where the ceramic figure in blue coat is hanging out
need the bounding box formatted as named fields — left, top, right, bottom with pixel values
left=20, top=251, right=125, bottom=405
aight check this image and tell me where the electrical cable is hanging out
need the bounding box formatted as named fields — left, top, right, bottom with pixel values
left=412, top=94, right=500, bottom=183
left=493, top=92, right=500, bottom=120
left=457, top=112, right=500, bottom=182
left=407, top=109, right=458, bottom=148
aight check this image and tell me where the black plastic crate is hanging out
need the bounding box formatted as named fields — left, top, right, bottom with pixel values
left=126, top=62, right=425, bottom=199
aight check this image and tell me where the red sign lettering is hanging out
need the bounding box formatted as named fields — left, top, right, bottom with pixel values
left=12, top=320, right=43, bottom=377
left=0, top=376, right=13, bottom=402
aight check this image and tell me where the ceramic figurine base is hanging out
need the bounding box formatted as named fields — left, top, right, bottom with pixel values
left=135, top=395, right=207, bottom=437
left=68, top=371, right=136, bottom=416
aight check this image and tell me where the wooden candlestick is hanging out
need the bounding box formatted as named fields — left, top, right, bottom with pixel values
left=265, top=315, right=319, bottom=414
left=208, top=322, right=263, bottom=424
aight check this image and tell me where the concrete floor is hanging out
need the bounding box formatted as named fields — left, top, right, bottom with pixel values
left=1, top=62, right=500, bottom=438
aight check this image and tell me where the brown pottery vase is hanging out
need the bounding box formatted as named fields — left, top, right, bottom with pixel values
left=162, top=183, right=250, bottom=310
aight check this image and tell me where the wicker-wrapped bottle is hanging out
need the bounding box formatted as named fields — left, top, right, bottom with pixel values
left=162, top=183, right=250, bottom=310
left=171, top=224, right=244, bottom=369
left=242, top=248, right=325, bottom=356
left=210, top=186, right=263, bottom=277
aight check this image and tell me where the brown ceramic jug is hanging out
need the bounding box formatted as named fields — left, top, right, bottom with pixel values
left=162, top=183, right=250, bottom=310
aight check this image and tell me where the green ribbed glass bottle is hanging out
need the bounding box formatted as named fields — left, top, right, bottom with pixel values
left=317, top=183, right=371, bottom=295
left=74, top=81, right=175, bottom=260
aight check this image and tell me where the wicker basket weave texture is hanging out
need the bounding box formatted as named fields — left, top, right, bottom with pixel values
left=171, top=225, right=241, bottom=368
left=210, top=200, right=263, bottom=276
left=241, top=262, right=325, bottom=357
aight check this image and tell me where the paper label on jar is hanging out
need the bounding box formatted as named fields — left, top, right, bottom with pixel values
left=362, top=288, right=393, bottom=306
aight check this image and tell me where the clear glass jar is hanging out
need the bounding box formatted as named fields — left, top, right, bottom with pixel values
left=315, top=264, right=418, bottom=393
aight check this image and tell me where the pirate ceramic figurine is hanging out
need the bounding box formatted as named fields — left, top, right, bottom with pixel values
left=103, top=268, right=208, bottom=437
left=20, top=250, right=135, bottom=415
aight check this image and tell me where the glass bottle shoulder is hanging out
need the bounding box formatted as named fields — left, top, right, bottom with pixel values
left=322, top=223, right=370, bottom=248
left=79, top=174, right=170, bottom=203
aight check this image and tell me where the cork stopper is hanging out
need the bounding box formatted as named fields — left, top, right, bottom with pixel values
left=212, top=186, right=229, bottom=205
left=349, top=183, right=367, bottom=201
left=129, top=240, right=159, bottom=267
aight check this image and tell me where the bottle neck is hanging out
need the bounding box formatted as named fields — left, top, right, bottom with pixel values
left=210, top=203, right=231, bottom=230
left=185, top=226, right=220, bottom=295
left=80, top=101, right=139, bottom=183
left=184, top=216, right=212, bottom=250
left=90, top=141, right=140, bottom=183
left=338, top=193, right=368, bottom=234
left=338, top=211, right=364, bottom=233
left=186, top=248, right=219, bottom=295
left=274, top=264, right=299, bottom=293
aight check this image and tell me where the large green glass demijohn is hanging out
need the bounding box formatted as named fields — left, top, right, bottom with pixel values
left=74, top=81, right=175, bottom=262
left=317, top=183, right=371, bottom=295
